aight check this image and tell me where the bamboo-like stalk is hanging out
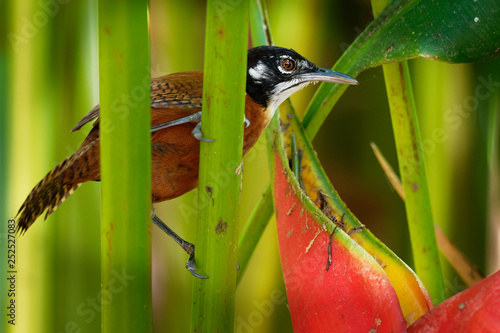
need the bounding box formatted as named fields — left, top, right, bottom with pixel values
left=0, top=1, right=8, bottom=214
left=487, top=87, right=500, bottom=272
left=9, top=0, right=59, bottom=331
left=380, top=58, right=445, bottom=304
left=148, top=1, right=204, bottom=330
left=372, top=0, right=444, bottom=305
left=412, top=59, right=477, bottom=291
left=1, top=1, right=10, bottom=332
left=190, top=0, right=249, bottom=331
left=234, top=0, right=274, bottom=286
left=52, top=2, right=101, bottom=330
left=98, top=1, right=152, bottom=332
left=237, top=183, right=274, bottom=284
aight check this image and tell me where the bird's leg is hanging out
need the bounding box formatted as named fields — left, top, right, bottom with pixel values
left=192, top=115, right=249, bottom=141
left=151, top=111, right=250, bottom=142
left=150, top=112, right=202, bottom=132
left=151, top=213, right=209, bottom=279
left=191, top=122, right=215, bottom=142
left=149, top=111, right=214, bottom=142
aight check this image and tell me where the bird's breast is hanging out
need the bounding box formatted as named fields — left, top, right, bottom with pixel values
left=243, top=94, right=272, bottom=154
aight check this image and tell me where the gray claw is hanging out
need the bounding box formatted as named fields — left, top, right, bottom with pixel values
left=192, top=122, right=215, bottom=142
left=244, top=117, right=251, bottom=128
left=186, top=253, right=209, bottom=279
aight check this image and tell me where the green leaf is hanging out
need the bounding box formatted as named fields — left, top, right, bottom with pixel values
left=303, top=0, right=500, bottom=138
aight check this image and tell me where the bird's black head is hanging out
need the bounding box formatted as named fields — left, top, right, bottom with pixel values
left=246, top=46, right=358, bottom=111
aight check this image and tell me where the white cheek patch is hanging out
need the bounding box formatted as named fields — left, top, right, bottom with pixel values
left=249, top=61, right=269, bottom=82
left=249, top=68, right=262, bottom=81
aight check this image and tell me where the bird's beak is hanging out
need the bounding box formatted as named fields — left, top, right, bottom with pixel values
left=298, top=67, right=359, bottom=85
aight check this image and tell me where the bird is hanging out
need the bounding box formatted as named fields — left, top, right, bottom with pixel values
left=16, top=45, right=358, bottom=277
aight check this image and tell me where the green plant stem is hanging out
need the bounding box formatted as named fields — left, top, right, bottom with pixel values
left=250, top=0, right=273, bottom=46
left=190, top=0, right=249, bottom=331
left=237, top=183, right=274, bottom=284
left=380, top=61, right=445, bottom=303
left=98, top=1, right=152, bottom=331
left=0, top=2, right=9, bottom=332
left=234, top=0, right=274, bottom=286
left=487, top=84, right=499, bottom=273
left=370, top=0, right=444, bottom=304
left=11, top=0, right=59, bottom=330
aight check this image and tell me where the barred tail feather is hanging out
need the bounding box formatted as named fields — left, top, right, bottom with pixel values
left=16, top=141, right=97, bottom=234
left=45, top=183, right=82, bottom=219
left=16, top=175, right=79, bottom=234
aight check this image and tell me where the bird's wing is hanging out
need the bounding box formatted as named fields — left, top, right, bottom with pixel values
left=71, top=71, right=204, bottom=133
left=150, top=71, right=203, bottom=109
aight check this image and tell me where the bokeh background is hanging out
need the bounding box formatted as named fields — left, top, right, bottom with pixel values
left=1, top=0, right=499, bottom=332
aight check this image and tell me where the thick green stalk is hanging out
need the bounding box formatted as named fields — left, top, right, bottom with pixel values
left=237, top=183, right=274, bottom=284
left=1, top=1, right=9, bottom=332
left=42, top=3, right=101, bottom=331
left=190, top=0, right=249, bottom=331
left=487, top=85, right=499, bottom=272
left=371, top=0, right=444, bottom=304
left=0, top=0, right=7, bottom=219
left=234, top=0, right=274, bottom=287
left=9, top=0, right=59, bottom=331
left=381, top=61, right=445, bottom=304
left=249, top=0, right=273, bottom=46
left=98, top=1, right=152, bottom=332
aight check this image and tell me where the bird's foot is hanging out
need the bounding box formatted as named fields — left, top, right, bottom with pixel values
left=192, top=122, right=215, bottom=142
left=186, top=250, right=209, bottom=279
left=152, top=214, right=209, bottom=279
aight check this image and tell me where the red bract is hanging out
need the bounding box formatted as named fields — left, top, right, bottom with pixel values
left=408, top=270, right=500, bottom=333
left=274, top=155, right=407, bottom=333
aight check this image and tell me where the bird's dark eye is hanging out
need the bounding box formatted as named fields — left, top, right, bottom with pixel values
left=281, top=58, right=295, bottom=71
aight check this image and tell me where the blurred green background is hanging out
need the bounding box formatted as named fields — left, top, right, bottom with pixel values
left=1, top=0, right=499, bottom=332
